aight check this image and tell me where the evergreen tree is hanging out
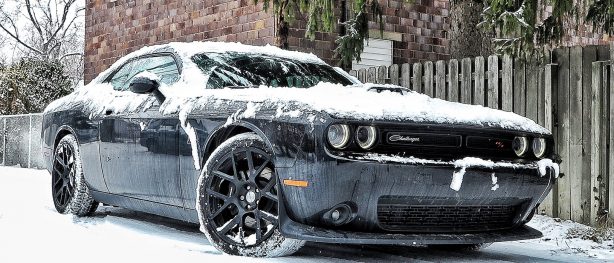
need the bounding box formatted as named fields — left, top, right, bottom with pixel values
left=0, top=58, right=72, bottom=115
left=256, top=0, right=614, bottom=61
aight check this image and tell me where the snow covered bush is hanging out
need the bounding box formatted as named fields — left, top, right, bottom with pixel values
left=0, top=58, right=72, bottom=115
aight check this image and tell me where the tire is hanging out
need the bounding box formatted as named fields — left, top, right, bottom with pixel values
left=51, top=134, right=98, bottom=216
left=428, top=243, right=492, bottom=251
left=197, top=133, right=304, bottom=257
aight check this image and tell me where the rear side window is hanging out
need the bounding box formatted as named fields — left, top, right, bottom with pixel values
left=107, top=55, right=180, bottom=91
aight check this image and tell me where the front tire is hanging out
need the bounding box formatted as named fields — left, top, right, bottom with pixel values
left=197, top=133, right=304, bottom=257
left=51, top=134, right=98, bottom=216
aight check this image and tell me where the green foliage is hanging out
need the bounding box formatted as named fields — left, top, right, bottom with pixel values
left=587, top=0, right=614, bottom=36
left=480, top=0, right=575, bottom=57
left=255, top=0, right=612, bottom=61
left=254, top=0, right=389, bottom=67
left=0, top=58, right=72, bottom=115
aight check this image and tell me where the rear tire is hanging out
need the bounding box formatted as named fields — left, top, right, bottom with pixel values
left=197, top=133, right=304, bottom=257
left=51, top=134, right=98, bottom=216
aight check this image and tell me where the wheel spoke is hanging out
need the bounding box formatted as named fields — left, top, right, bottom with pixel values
left=230, top=152, right=239, bottom=179
left=53, top=165, right=63, bottom=175
left=262, top=177, right=276, bottom=193
left=246, top=150, right=255, bottom=181
left=255, top=210, right=262, bottom=241
left=218, top=215, right=240, bottom=234
left=55, top=154, right=64, bottom=166
left=212, top=171, right=237, bottom=184
left=253, top=160, right=270, bottom=179
left=206, top=188, right=229, bottom=201
left=260, top=210, right=278, bottom=225
left=53, top=177, right=63, bottom=189
left=59, top=187, right=67, bottom=204
left=262, top=192, right=278, bottom=202
left=54, top=187, right=63, bottom=198
left=210, top=201, right=231, bottom=219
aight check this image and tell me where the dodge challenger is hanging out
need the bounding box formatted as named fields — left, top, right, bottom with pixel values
left=42, top=42, right=559, bottom=257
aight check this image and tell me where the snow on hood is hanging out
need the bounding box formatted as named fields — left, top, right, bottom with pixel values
left=161, top=82, right=550, bottom=134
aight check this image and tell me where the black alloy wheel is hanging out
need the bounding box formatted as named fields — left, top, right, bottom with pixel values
left=205, top=147, right=279, bottom=247
left=52, top=142, right=76, bottom=211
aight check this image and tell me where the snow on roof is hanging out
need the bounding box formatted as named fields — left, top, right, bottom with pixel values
left=91, top=41, right=325, bottom=84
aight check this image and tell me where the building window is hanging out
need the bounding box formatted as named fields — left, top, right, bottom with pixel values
left=351, top=38, right=393, bottom=70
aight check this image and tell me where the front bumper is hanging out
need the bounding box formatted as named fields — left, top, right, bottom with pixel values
left=276, top=155, right=555, bottom=244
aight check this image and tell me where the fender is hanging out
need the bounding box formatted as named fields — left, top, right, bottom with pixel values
left=200, top=120, right=276, bottom=169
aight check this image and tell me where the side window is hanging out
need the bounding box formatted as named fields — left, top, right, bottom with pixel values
left=126, top=55, right=180, bottom=88
left=108, top=61, right=134, bottom=91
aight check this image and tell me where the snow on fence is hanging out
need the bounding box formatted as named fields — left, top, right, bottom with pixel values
left=349, top=43, right=614, bottom=226
left=0, top=113, right=44, bottom=169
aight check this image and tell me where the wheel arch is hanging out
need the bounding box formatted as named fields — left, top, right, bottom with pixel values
left=53, top=125, right=79, bottom=150
left=201, top=120, right=275, bottom=169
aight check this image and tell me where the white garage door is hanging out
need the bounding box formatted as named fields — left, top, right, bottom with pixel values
left=351, top=38, right=393, bottom=70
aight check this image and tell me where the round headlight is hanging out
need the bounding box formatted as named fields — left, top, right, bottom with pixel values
left=512, top=136, right=529, bottom=157
left=327, top=124, right=351, bottom=149
left=355, top=126, right=377, bottom=149
left=532, top=137, right=547, bottom=158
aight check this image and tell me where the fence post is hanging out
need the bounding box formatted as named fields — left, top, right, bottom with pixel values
left=358, top=68, right=367, bottom=83
left=401, top=63, right=411, bottom=89
left=367, top=67, right=377, bottom=83
left=513, top=59, right=526, bottom=115
left=423, top=61, right=434, bottom=97
left=540, top=63, right=556, bottom=216
left=501, top=55, right=513, bottom=111
left=590, top=61, right=604, bottom=226
left=487, top=55, right=499, bottom=109
left=389, top=64, right=399, bottom=85
left=435, top=60, right=446, bottom=99
left=555, top=47, right=571, bottom=220
left=1, top=118, right=4, bottom=166
left=609, top=43, right=614, bottom=222
left=474, top=56, right=485, bottom=106
left=460, top=58, right=472, bottom=104
left=448, top=59, right=459, bottom=102
left=376, top=66, right=387, bottom=84
left=569, top=46, right=586, bottom=223
left=413, top=63, right=423, bottom=93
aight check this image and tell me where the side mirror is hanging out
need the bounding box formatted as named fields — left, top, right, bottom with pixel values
left=129, top=76, right=160, bottom=94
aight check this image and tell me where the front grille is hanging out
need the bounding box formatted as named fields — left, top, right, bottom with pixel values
left=377, top=198, right=519, bottom=233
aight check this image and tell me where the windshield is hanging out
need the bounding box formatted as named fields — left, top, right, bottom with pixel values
left=191, top=52, right=354, bottom=89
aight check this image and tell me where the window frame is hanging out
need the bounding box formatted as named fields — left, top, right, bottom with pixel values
left=103, top=52, right=183, bottom=91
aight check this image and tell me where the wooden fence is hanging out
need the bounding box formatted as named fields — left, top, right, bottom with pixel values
left=349, top=43, right=614, bottom=226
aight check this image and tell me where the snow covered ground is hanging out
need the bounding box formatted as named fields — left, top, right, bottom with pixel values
left=0, top=166, right=612, bottom=263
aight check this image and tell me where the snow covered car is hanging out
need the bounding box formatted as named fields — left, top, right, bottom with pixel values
left=41, top=42, right=559, bottom=257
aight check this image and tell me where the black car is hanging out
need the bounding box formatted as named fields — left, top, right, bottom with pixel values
left=42, top=42, right=559, bottom=257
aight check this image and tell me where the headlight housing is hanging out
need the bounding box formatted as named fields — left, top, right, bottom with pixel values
left=512, top=136, right=529, bottom=157
left=355, top=126, right=377, bottom=149
left=532, top=137, right=547, bottom=158
left=327, top=124, right=351, bottom=149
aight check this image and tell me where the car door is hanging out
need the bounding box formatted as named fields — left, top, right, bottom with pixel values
left=99, top=54, right=184, bottom=207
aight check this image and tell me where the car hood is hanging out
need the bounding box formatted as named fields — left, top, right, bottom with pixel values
left=162, top=82, right=550, bottom=135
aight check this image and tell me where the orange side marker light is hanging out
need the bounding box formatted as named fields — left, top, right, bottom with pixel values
left=283, top=179, right=309, bottom=187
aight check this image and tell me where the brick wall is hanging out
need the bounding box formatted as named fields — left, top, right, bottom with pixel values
left=85, top=0, right=275, bottom=82
left=287, top=0, right=450, bottom=67
left=85, top=0, right=451, bottom=81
